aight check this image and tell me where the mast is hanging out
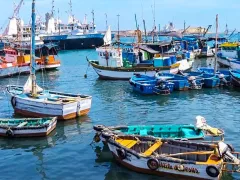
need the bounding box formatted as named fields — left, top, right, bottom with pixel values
left=117, top=14, right=120, bottom=43
left=91, top=10, right=95, bottom=31
left=31, top=0, right=37, bottom=96
left=184, top=20, right=186, bottom=32
left=214, top=14, right=218, bottom=74
left=51, top=0, right=55, bottom=17
left=135, top=14, right=138, bottom=30
left=105, top=13, right=108, bottom=30
left=143, top=19, right=147, bottom=43
left=58, top=8, right=60, bottom=35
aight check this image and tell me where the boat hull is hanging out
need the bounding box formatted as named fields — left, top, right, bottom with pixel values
left=217, top=58, right=230, bottom=67
left=0, top=117, right=57, bottom=137
left=7, top=86, right=92, bottom=120
left=108, top=143, right=222, bottom=180
left=230, top=70, right=240, bottom=87
left=43, top=34, right=104, bottom=50
left=89, top=62, right=179, bottom=80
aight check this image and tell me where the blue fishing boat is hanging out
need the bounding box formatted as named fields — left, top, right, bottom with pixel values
left=155, top=72, right=189, bottom=91
left=230, top=70, right=240, bottom=87
left=129, top=74, right=174, bottom=95
left=198, top=67, right=231, bottom=86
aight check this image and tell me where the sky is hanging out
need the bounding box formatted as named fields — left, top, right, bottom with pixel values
left=0, top=0, right=240, bottom=32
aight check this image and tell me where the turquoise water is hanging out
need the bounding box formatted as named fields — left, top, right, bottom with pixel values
left=0, top=50, right=239, bottom=179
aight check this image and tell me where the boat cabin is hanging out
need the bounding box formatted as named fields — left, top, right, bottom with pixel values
left=219, top=42, right=240, bottom=59
left=96, top=47, right=123, bottom=67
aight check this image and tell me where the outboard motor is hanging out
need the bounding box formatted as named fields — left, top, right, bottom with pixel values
left=219, top=74, right=228, bottom=86
left=188, top=76, right=197, bottom=88
left=218, top=141, right=240, bottom=165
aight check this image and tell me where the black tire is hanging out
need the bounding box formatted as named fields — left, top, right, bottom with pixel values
left=6, top=128, right=14, bottom=137
left=206, top=166, right=219, bottom=178
left=147, top=158, right=159, bottom=171
left=93, top=134, right=101, bottom=143
left=93, top=125, right=105, bottom=131
left=140, top=85, right=144, bottom=91
left=116, top=148, right=126, bottom=159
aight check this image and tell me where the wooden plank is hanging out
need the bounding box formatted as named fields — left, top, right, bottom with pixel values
left=116, top=139, right=138, bottom=149
left=142, top=140, right=162, bottom=156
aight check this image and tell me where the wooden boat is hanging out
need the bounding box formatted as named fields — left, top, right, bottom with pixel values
left=94, top=116, right=224, bottom=143
left=6, top=0, right=92, bottom=120
left=102, top=132, right=240, bottom=180
left=129, top=74, right=174, bottom=95
left=230, top=70, right=240, bottom=87
left=0, top=117, right=57, bottom=137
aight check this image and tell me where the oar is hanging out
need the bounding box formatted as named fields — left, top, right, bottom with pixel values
left=164, top=151, right=214, bottom=157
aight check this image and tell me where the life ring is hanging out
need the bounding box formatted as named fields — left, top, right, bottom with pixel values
left=11, top=96, right=16, bottom=108
left=93, top=134, right=101, bottom=143
left=93, top=125, right=105, bottom=131
left=116, top=148, right=126, bottom=159
left=147, top=158, right=159, bottom=171
left=6, top=128, right=14, bottom=137
left=206, top=166, right=219, bottom=178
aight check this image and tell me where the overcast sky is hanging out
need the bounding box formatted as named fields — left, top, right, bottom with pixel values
left=0, top=0, right=239, bottom=32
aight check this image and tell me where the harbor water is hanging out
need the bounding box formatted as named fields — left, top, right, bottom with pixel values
left=0, top=49, right=240, bottom=179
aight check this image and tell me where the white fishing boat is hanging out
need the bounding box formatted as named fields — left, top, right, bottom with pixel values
left=88, top=26, right=181, bottom=80
left=102, top=131, right=240, bottom=180
left=0, top=117, right=57, bottom=137
left=6, top=0, right=92, bottom=120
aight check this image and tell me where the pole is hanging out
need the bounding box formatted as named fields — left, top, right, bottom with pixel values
left=105, top=13, right=108, bottom=30
left=117, top=14, right=120, bottom=43
left=135, top=14, right=138, bottom=30
left=58, top=8, right=60, bottom=35
left=52, top=0, right=54, bottom=17
left=214, top=14, right=218, bottom=74
left=31, top=0, right=36, bottom=96
left=184, top=20, right=186, bottom=32
left=92, top=10, right=95, bottom=31
left=143, top=19, right=147, bottom=43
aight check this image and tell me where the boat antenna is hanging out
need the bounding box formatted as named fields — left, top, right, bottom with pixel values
left=51, top=0, right=55, bottom=17
left=214, top=14, right=218, bottom=74
left=69, top=0, right=72, bottom=16
left=105, top=13, right=108, bottom=30
left=143, top=19, right=147, bottom=43
left=31, top=0, right=37, bottom=96
left=91, top=10, right=95, bottom=31
left=151, top=0, right=156, bottom=43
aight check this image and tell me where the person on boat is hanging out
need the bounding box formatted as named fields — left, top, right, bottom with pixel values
left=138, top=50, right=143, bottom=63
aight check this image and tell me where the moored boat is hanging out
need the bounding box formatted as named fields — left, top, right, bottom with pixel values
left=102, top=132, right=240, bottom=180
left=0, top=117, right=57, bottom=137
left=93, top=116, right=224, bottom=143
left=230, top=70, right=240, bottom=87
left=129, top=74, right=174, bottom=95
left=6, top=0, right=92, bottom=120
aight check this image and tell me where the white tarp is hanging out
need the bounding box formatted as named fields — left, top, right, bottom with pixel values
left=23, top=76, right=43, bottom=93
left=103, top=26, right=111, bottom=45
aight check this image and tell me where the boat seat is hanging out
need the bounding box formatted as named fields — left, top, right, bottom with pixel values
left=141, top=140, right=162, bottom=156
left=17, top=121, right=28, bottom=127
left=116, top=138, right=138, bottom=149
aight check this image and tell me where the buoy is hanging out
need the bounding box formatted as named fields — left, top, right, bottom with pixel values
left=84, top=74, right=87, bottom=78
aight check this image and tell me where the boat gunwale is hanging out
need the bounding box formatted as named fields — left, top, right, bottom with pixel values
left=0, top=117, right=57, bottom=129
